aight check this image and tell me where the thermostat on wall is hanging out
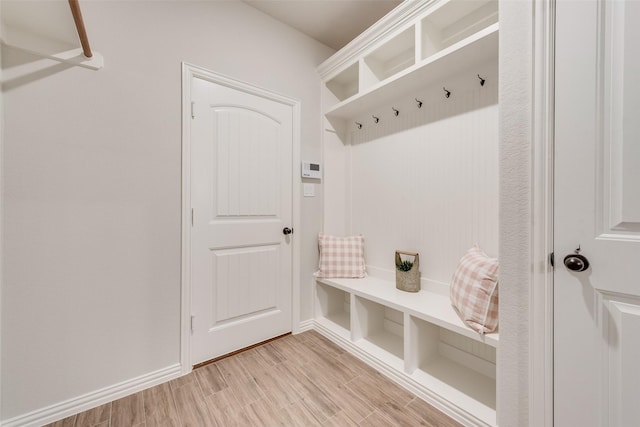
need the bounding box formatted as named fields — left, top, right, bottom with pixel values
left=301, top=161, right=321, bottom=179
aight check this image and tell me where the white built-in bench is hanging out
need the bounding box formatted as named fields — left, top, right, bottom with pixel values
left=313, top=275, right=498, bottom=427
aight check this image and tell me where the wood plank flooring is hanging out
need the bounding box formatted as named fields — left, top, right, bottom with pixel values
left=45, top=331, right=462, bottom=427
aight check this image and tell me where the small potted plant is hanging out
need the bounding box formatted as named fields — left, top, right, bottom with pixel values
left=395, top=251, right=420, bottom=292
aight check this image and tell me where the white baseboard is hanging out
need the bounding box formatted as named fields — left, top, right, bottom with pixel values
left=296, top=318, right=315, bottom=333
left=2, top=364, right=183, bottom=427
left=312, top=320, right=488, bottom=427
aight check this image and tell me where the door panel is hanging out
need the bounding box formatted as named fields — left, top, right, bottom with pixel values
left=190, top=76, right=293, bottom=364
left=555, top=0, right=640, bottom=425
left=605, top=296, right=640, bottom=427
left=211, top=245, right=280, bottom=325
left=212, top=108, right=280, bottom=217
left=599, top=0, right=640, bottom=236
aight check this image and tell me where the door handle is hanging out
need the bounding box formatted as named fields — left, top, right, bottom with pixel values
left=282, top=227, right=293, bottom=235
left=563, top=246, right=589, bottom=272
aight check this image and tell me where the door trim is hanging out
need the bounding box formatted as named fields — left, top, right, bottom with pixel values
left=530, top=1, right=555, bottom=426
left=180, top=62, right=301, bottom=372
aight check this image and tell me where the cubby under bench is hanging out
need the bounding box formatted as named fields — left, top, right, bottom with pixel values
left=314, top=275, right=498, bottom=427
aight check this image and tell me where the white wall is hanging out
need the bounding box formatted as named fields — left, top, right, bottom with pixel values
left=0, top=0, right=332, bottom=421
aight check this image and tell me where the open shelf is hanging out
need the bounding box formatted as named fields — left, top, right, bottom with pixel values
left=409, top=314, right=497, bottom=426
left=315, top=276, right=498, bottom=425
left=412, top=356, right=496, bottom=426
left=326, top=62, right=359, bottom=103
left=325, top=22, right=498, bottom=121
left=317, top=276, right=498, bottom=347
left=353, top=296, right=404, bottom=369
left=362, top=26, right=415, bottom=90
left=315, top=281, right=351, bottom=338
left=422, top=0, right=498, bottom=60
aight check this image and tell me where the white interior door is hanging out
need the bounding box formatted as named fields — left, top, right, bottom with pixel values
left=555, top=0, right=640, bottom=425
left=190, top=74, right=294, bottom=364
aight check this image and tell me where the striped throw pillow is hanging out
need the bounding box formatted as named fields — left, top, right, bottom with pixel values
left=450, top=246, right=499, bottom=334
left=316, top=233, right=366, bottom=278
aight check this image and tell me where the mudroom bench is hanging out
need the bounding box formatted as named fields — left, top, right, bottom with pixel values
left=313, top=275, right=498, bottom=426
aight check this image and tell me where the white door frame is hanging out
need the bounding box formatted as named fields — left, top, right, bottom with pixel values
left=180, top=62, right=301, bottom=373
left=530, top=0, right=555, bottom=425
left=500, top=1, right=555, bottom=426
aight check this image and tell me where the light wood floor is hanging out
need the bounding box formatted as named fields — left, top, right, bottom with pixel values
left=45, top=331, right=462, bottom=427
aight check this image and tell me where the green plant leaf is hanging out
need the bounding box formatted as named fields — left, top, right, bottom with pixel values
left=396, top=259, right=413, bottom=271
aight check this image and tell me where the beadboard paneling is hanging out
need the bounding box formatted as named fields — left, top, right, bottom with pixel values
left=346, top=61, right=499, bottom=286
left=323, top=61, right=498, bottom=288
left=323, top=130, right=351, bottom=236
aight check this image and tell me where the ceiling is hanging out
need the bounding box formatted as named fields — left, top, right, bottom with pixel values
left=244, top=0, right=403, bottom=51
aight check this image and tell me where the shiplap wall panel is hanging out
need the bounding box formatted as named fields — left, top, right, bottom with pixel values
left=343, top=61, right=498, bottom=287
left=323, top=130, right=351, bottom=236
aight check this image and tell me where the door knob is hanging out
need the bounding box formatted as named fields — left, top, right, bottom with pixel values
left=282, top=227, right=293, bottom=235
left=563, top=247, right=589, bottom=272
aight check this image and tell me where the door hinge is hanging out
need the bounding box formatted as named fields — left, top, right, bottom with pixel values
left=191, top=101, right=195, bottom=119
left=550, top=252, right=555, bottom=268
left=190, top=315, right=195, bottom=334
left=191, top=208, right=194, bottom=227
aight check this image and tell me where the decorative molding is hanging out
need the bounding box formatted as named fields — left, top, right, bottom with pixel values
left=530, top=0, right=555, bottom=426
left=291, top=90, right=302, bottom=337
left=297, top=319, right=315, bottom=333
left=181, top=62, right=194, bottom=375
left=317, top=0, right=438, bottom=80
left=312, top=320, right=491, bottom=427
left=1, top=364, right=182, bottom=427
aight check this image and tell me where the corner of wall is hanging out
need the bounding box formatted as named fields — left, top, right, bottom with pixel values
left=498, top=0, right=534, bottom=426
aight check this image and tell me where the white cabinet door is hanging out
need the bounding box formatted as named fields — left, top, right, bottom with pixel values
left=555, top=0, right=640, bottom=425
left=190, top=75, right=293, bottom=364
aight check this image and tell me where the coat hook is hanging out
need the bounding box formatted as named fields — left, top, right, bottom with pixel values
left=372, top=115, right=379, bottom=124
left=392, top=107, right=399, bottom=117
left=355, top=122, right=362, bottom=129
left=415, top=98, right=423, bottom=108
left=478, top=74, right=486, bottom=86
left=443, top=87, right=451, bottom=98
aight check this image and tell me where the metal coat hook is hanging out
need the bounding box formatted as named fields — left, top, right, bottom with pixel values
left=355, top=122, right=362, bottom=129
left=415, top=98, right=423, bottom=108
left=443, top=87, right=451, bottom=98
left=478, top=74, right=486, bottom=86
left=372, top=115, right=380, bottom=124
left=392, top=107, right=399, bottom=117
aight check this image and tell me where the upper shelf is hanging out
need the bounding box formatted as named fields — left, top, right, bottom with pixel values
left=321, top=0, right=498, bottom=122
left=326, top=23, right=498, bottom=120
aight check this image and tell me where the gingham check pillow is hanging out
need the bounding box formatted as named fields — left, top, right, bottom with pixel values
left=450, top=246, right=499, bottom=334
left=316, top=233, right=366, bottom=278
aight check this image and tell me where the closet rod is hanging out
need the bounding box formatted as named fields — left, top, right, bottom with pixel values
left=68, top=0, right=93, bottom=58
